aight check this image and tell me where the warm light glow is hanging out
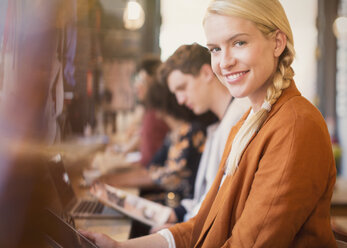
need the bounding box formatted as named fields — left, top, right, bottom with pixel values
left=123, top=0, right=145, bottom=30
left=127, top=1, right=142, bottom=20
left=333, top=16, right=347, bottom=39
left=167, top=192, right=175, bottom=200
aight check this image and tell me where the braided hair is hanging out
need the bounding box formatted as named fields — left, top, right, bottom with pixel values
left=204, top=0, right=296, bottom=175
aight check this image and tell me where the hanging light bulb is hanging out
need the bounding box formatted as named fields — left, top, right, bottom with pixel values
left=123, top=0, right=145, bottom=30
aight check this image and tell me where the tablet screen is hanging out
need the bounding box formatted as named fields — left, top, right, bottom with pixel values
left=44, top=209, right=98, bottom=248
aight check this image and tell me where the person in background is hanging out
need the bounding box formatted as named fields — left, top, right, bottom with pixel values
left=110, top=56, right=169, bottom=167
left=102, top=79, right=207, bottom=201
left=81, top=0, right=337, bottom=247
left=102, top=79, right=208, bottom=239
left=145, top=80, right=207, bottom=201
left=150, top=43, right=249, bottom=232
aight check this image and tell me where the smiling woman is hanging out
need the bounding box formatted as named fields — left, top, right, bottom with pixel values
left=203, top=0, right=294, bottom=176
left=167, top=0, right=336, bottom=246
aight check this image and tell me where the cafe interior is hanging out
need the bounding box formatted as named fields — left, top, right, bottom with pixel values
left=0, top=0, right=347, bottom=247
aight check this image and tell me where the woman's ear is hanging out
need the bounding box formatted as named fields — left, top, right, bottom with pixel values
left=274, top=30, right=287, bottom=57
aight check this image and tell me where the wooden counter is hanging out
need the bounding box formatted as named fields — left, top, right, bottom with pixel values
left=55, top=136, right=138, bottom=241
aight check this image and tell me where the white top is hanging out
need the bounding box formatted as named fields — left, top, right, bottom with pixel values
left=158, top=98, right=251, bottom=248
left=181, top=97, right=250, bottom=221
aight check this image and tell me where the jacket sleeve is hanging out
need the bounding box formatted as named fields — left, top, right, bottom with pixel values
left=168, top=215, right=197, bottom=247
left=221, top=111, right=336, bottom=247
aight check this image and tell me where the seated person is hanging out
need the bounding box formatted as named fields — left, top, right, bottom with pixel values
left=101, top=80, right=207, bottom=201
left=109, top=56, right=169, bottom=168
left=151, top=43, right=250, bottom=232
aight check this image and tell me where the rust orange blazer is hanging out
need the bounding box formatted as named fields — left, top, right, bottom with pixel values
left=169, top=82, right=337, bottom=247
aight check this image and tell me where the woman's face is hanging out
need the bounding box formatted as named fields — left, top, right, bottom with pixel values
left=134, top=70, right=151, bottom=101
left=204, top=14, right=281, bottom=110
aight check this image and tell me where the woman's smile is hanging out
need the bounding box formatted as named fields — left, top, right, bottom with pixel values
left=224, top=70, right=250, bottom=84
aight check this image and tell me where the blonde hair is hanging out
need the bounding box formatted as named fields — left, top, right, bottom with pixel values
left=204, top=0, right=296, bottom=175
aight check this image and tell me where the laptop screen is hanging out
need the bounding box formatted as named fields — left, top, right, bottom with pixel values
left=44, top=209, right=98, bottom=248
left=48, top=154, right=77, bottom=211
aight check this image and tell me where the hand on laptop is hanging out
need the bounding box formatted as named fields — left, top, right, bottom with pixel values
left=149, top=209, right=177, bottom=234
left=79, top=229, right=120, bottom=248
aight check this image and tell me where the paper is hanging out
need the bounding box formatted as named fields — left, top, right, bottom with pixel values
left=91, top=183, right=172, bottom=227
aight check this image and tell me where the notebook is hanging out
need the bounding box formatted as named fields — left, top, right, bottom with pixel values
left=44, top=209, right=98, bottom=248
left=48, top=154, right=123, bottom=219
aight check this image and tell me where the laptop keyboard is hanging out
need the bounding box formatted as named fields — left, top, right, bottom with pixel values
left=75, top=200, right=104, bottom=214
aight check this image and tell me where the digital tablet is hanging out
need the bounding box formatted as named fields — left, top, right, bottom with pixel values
left=44, top=209, right=98, bottom=248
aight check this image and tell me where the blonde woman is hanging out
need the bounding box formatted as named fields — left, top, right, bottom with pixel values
left=81, top=0, right=336, bottom=247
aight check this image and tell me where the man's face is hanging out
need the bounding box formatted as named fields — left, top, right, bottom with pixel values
left=167, top=69, right=210, bottom=115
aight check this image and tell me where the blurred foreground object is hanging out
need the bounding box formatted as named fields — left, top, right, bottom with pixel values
left=0, top=0, right=78, bottom=247
left=0, top=144, right=56, bottom=248
left=0, top=0, right=76, bottom=144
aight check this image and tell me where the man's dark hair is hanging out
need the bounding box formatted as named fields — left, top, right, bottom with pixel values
left=156, top=43, right=218, bottom=126
left=158, top=43, right=211, bottom=86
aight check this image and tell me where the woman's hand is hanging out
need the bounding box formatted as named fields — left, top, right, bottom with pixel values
left=79, top=229, right=121, bottom=248
left=149, top=209, right=176, bottom=234
left=167, top=209, right=178, bottom=223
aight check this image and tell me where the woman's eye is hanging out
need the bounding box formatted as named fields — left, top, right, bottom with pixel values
left=209, top=47, right=220, bottom=53
left=235, top=41, right=246, bottom=47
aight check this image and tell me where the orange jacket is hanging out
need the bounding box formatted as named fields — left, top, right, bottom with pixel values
left=169, top=82, right=337, bottom=248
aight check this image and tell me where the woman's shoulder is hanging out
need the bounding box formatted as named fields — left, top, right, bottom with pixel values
left=277, top=96, right=325, bottom=125
left=265, top=95, right=330, bottom=141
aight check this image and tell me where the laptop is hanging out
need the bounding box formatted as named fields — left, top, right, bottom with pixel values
left=44, top=208, right=98, bottom=248
left=48, top=154, right=123, bottom=219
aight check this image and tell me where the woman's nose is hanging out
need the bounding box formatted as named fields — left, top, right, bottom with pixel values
left=219, top=50, right=236, bottom=70
left=176, top=93, right=186, bottom=105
